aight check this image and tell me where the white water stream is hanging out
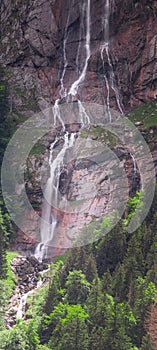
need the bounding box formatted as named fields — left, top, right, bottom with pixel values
left=34, top=0, right=125, bottom=263
left=60, top=11, right=70, bottom=99
left=16, top=266, right=50, bottom=320
left=101, top=0, right=123, bottom=118
left=16, top=293, right=29, bottom=320
left=76, top=2, right=86, bottom=76
left=131, top=154, right=137, bottom=176
left=35, top=0, right=92, bottom=262
left=35, top=132, right=76, bottom=261
left=53, top=99, right=65, bottom=130
left=78, top=100, right=90, bottom=125
left=69, top=0, right=91, bottom=96
left=130, top=153, right=138, bottom=191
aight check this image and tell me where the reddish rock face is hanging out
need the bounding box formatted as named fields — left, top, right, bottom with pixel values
left=2, top=0, right=157, bottom=256
left=1, top=0, right=157, bottom=112
left=16, top=125, right=143, bottom=257
left=110, top=0, right=157, bottom=110
left=31, top=0, right=157, bottom=111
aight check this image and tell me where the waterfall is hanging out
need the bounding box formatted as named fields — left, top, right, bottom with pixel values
left=60, top=11, right=70, bottom=99
left=131, top=154, right=137, bottom=176
left=130, top=153, right=137, bottom=182
left=78, top=100, right=90, bottom=125
left=34, top=0, right=127, bottom=262
left=35, top=1, right=92, bottom=262
left=16, top=266, right=50, bottom=320
left=53, top=99, right=65, bottom=130
left=35, top=132, right=76, bottom=261
left=101, top=0, right=123, bottom=117
left=69, top=0, right=91, bottom=96
left=16, top=293, right=29, bottom=320
left=76, top=2, right=86, bottom=75
left=101, top=50, right=112, bottom=122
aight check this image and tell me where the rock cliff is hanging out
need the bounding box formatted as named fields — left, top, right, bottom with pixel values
left=1, top=0, right=157, bottom=256
left=1, top=0, right=157, bottom=111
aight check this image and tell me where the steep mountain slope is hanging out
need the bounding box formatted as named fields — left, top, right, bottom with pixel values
left=1, top=0, right=157, bottom=111
left=0, top=1, right=157, bottom=349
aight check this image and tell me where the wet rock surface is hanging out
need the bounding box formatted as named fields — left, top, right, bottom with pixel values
left=17, top=124, right=142, bottom=256
left=5, top=256, right=49, bottom=329
left=1, top=0, right=157, bottom=255
left=1, top=0, right=157, bottom=111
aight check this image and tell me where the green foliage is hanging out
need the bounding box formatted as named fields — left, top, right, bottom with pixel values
left=96, top=220, right=127, bottom=276
left=0, top=209, right=7, bottom=278
left=141, top=335, right=154, bottom=350
left=124, top=191, right=144, bottom=228
left=1, top=185, right=157, bottom=349
left=0, top=281, right=10, bottom=330
left=65, top=270, right=90, bottom=305
left=59, top=245, right=95, bottom=286
left=0, top=319, right=40, bottom=350
left=128, top=100, right=157, bottom=129
left=29, top=140, right=45, bottom=156
left=48, top=303, right=89, bottom=350
left=4, top=251, right=19, bottom=293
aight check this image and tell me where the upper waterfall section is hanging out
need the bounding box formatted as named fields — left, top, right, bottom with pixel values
left=1, top=0, right=157, bottom=111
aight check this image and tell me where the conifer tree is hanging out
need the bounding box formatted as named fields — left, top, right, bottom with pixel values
left=102, top=269, right=113, bottom=295
left=48, top=303, right=89, bottom=350
left=0, top=209, right=7, bottom=278
left=141, top=334, right=154, bottom=350
left=65, top=270, right=90, bottom=305
left=112, top=263, right=126, bottom=301
left=96, top=220, right=127, bottom=276
left=84, top=255, right=97, bottom=283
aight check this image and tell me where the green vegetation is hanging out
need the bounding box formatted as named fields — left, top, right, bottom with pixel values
left=5, top=251, right=19, bottom=293
left=29, top=140, right=46, bottom=156
left=1, top=66, right=157, bottom=348
left=0, top=188, right=157, bottom=348
left=128, top=101, right=157, bottom=153
left=54, top=252, right=70, bottom=264
left=0, top=251, right=19, bottom=331
left=80, top=125, right=117, bottom=147
left=128, top=101, right=157, bottom=129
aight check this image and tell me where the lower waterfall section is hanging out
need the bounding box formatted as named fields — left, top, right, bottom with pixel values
left=6, top=0, right=151, bottom=262
left=29, top=102, right=145, bottom=262
left=34, top=0, right=123, bottom=262
left=35, top=132, right=76, bottom=261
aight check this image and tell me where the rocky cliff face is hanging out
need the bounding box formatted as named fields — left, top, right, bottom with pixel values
left=1, top=0, right=157, bottom=256
left=1, top=0, right=157, bottom=111
left=16, top=123, right=142, bottom=257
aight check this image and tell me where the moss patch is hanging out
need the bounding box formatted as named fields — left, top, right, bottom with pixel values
left=128, top=101, right=157, bottom=129
left=80, top=126, right=117, bottom=147
left=29, top=140, right=46, bottom=156
left=2, top=251, right=19, bottom=296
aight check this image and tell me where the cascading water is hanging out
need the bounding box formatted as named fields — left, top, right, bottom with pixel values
left=78, top=100, right=90, bottom=125
left=68, top=0, right=91, bottom=127
left=35, top=132, right=76, bottom=261
left=35, top=0, right=126, bottom=262
left=76, top=2, right=86, bottom=76
left=16, top=293, right=29, bottom=320
left=131, top=154, right=137, bottom=176
left=16, top=266, right=50, bottom=320
left=60, top=11, right=70, bottom=99
left=130, top=153, right=137, bottom=193
left=35, top=1, right=92, bottom=261
left=101, top=0, right=123, bottom=118
left=53, top=99, right=65, bottom=130
left=101, top=50, right=111, bottom=122
left=69, top=0, right=91, bottom=96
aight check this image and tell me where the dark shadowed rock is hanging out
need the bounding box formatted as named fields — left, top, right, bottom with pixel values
left=1, top=0, right=157, bottom=111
